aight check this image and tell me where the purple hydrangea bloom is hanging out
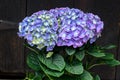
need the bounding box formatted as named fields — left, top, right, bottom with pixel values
left=86, top=13, right=104, bottom=43
left=18, top=10, right=58, bottom=51
left=55, top=7, right=103, bottom=48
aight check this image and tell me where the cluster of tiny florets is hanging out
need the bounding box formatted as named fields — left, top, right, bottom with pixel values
left=18, top=11, right=58, bottom=51
left=18, top=7, right=104, bottom=51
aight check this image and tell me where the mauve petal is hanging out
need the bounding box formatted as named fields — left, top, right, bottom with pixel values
left=47, top=45, right=54, bottom=51
left=71, top=26, right=76, bottom=31
left=25, top=34, right=33, bottom=41
left=20, top=22, right=28, bottom=27
left=66, top=34, right=72, bottom=39
left=79, top=32, right=85, bottom=38
left=73, top=45, right=77, bottom=48
left=73, top=37, right=79, bottom=41
left=74, top=41, right=82, bottom=47
left=34, top=33, right=40, bottom=38
left=82, top=37, right=89, bottom=43
left=94, top=15, right=100, bottom=20
left=65, top=27, right=70, bottom=32
left=76, top=20, right=81, bottom=25
left=61, top=33, right=66, bottom=40
left=90, top=37, right=96, bottom=44
left=17, top=32, right=25, bottom=37
left=67, top=41, right=73, bottom=46
left=96, top=25, right=102, bottom=33
left=73, top=30, right=80, bottom=37
left=87, top=22, right=96, bottom=29
left=57, top=38, right=63, bottom=46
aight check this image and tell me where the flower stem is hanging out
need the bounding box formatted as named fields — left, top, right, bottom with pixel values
left=37, top=56, right=54, bottom=80
left=88, top=63, right=105, bottom=70
left=24, top=44, right=39, bottom=54
left=70, top=55, right=74, bottom=62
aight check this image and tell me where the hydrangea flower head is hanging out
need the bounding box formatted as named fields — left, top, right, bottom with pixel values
left=18, top=10, right=58, bottom=51
left=55, top=8, right=86, bottom=48
left=18, top=7, right=104, bottom=51
left=55, top=7, right=104, bottom=48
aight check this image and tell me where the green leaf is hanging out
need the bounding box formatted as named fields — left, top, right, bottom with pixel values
left=34, top=72, right=45, bottom=80
left=34, top=76, right=42, bottom=80
left=46, top=52, right=54, bottom=58
left=44, top=67, right=64, bottom=77
left=65, top=62, right=84, bottom=75
left=33, top=72, right=44, bottom=80
left=65, top=47, right=76, bottom=55
left=102, top=45, right=116, bottom=49
left=38, top=54, right=65, bottom=72
left=26, top=72, right=35, bottom=79
left=101, top=53, right=114, bottom=60
left=75, top=51, right=85, bottom=61
left=39, top=63, right=64, bottom=77
left=105, top=59, right=120, bottom=66
left=87, top=50, right=105, bottom=57
left=80, top=70, right=93, bottom=80
left=27, top=52, right=41, bottom=71
left=79, top=45, right=86, bottom=50
left=94, top=75, right=101, bottom=80
left=24, top=43, right=39, bottom=54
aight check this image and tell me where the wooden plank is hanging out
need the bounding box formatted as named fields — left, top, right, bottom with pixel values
left=0, top=0, right=26, bottom=22
left=74, top=0, right=94, bottom=12
left=0, top=24, right=25, bottom=78
left=49, top=0, right=74, bottom=9
left=115, top=26, right=120, bottom=80
left=0, top=20, right=18, bottom=30
left=0, top=0, right=26, bottom=78
left=27, top=0, right=50, bottom=15
left=115, top=1, right=120, bottom=80
left=27, top=0, right=74, bottom=16
left=0, top=73, right=25, bottom=79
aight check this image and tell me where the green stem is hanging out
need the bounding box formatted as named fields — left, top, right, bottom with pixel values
left=70, top=55, right=74, bottom=62
left=40, top=64, right=54, bottom=80
left=85, top=61, right=89, bottom=70
left=89, top=58, right=96, bottom=65
left=37, top=56, right=54, bottom=80
left=24, top=44, right=39, bottom=54
left=88, top=63, right=105, bottom=70
left=84, top=53, right=90, bottom=70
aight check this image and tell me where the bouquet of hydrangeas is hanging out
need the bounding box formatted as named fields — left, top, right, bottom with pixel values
left=18, top=7, right=120, bottom=80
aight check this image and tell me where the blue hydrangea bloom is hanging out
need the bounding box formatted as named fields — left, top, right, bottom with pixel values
left=18, top=10, right=58, bottom=51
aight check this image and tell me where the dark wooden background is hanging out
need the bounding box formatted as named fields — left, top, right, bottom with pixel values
left=0, top=0, right=120, bottom=80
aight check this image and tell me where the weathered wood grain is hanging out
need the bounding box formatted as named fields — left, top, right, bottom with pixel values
left=27, top=0, right=74, bottom=16
left=74, top=0, right=94, bottom=12
left=0, top=0, right=26, bottom=22
left=116, top=10, right=120, bottom=80
left=0, top=20, right=18, bottom=30
left=0, top=23, right=25, bottom=78
left=0, top=0, right=26, bottom=78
